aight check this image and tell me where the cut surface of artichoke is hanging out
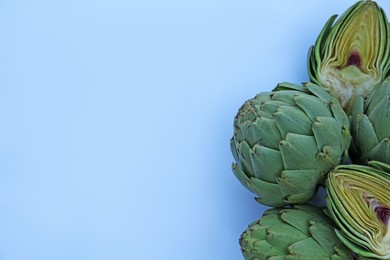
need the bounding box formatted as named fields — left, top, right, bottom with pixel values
left=326, top=162, right=390, bottom=259
left=308, top=1, right=390, bottom=111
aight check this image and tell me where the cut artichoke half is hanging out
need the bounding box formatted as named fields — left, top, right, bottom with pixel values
left=308, top=0, right=390, bottom=111
left=326, top=162, right=390, bottom=259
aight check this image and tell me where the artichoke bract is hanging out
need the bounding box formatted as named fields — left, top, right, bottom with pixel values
left=357, top=257, right=383, bottom=260
left=326, top=161, right=390, bottom=259
left=308, top=0, right=390, bottom=112
left=239, top=204, right=354, bottom=260
left=230, top=82, right=351, bottom=206
left=350, top=78, right=390, bottom=165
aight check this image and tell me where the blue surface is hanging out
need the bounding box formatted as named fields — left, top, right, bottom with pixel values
left=0, top=1, right=387, bottom=259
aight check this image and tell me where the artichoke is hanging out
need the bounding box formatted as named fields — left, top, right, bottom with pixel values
left=239, top=204, right=354, bottom=260
left=230, top=82, right=351, bottom=206
left=326, top=161, right=390, bottom=259
left=350, top=77, right=390, bottom=165
left=308, top=0, right=390, bottom=111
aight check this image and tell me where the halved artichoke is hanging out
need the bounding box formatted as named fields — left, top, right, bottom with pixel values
left=308, top=0, right=390, bottom=112
left=230, top=82, right=351, bottom=206
left=239, top=204, right=354, bottom=259
left=350, top=77, right=390, bottom=165
left=326, top=161, right=390, bottom=259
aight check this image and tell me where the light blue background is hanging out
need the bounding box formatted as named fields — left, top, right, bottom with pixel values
left=0, top=1, right=387, bottom=259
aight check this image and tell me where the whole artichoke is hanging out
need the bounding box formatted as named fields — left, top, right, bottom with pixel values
left=350, top=77, right=390, bottom=165
left=308, top=0, right=390, bottom=111
left=326, top=161, right=390, bottom=259
left=230, top=82, right=351, bottom=206
left=239, top=204, right=354, bottom=260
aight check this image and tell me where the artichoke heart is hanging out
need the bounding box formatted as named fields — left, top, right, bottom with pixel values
left=239, top=205, right=354, bottom=260
left=231, top=82, right=351, bottom=206
left=308, top=0, right=390, bottom=111
left=326, top=162, right=390, bottom=259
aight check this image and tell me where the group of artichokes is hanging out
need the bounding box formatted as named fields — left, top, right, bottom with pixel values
left=230, top=1, right=390, bottom=259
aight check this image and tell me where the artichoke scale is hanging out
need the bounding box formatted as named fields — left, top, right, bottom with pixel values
left=236, top=140, right=255, bottom=176
left=367, top=95, right=390, bottom=141
left=330, top=101, right=350, bottom=129
left=312, top=116, right=343, bottom=154
left=273, top=105, right=313, bottom=137
left=351, top=95, right=365, bottom=126
left=306, top=82, right=336, bottom=104
left=309, top=220, right=350, bottom=257
left=247, top=177, right=286, bottom=207
left=276, top=169, right=320, bottom=200
left=250, top=117, right=282, bottom=151
left=353, top=114, right=379, bottom=162
left=280, top=207, right=328, bottom=236
left=369, top=160, right=390, bottom=173
left=250, top=144, right=283, bottom=182
left=257, top=100, right=285, bottom=119
left=365, top=79, right=390, bottom=114
left=367, top=139, right=390, bottom=164
left=287, top=236, right=330, bottom=259
left=341, top=128, right=352, bottom=159
left=265, top=224, right=306, bottom=254
left=273, top=82, right=308, bottom=93
left=230, top=137, right=240, bottom=165
left=259, top=212, right=282, bottom=227
left=250, top=239, right=286, bottom=258
left=232, top=163, right=251, bottom=191
left=279, top=133, right=318, bottom=170
left=270, top=91, right=298, bottom=106
left=294, top=94, right=332, bottom=121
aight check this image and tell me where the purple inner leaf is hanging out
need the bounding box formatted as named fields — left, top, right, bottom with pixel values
left=375, top=206, right=390, bottom=226
left=364, top=194, right=389, bottom=226
left=346, top=51, right=362, bottom=68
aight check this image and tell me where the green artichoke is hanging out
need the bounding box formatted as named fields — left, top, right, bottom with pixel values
left=350, top=77, right=390, bottom=165
left=326, top=161, right=390, bottom=259
left=308, top=0, right=390, bottom=112
left=239, top=204, right=354, bottom=260
left=230, top=82, right=351, bottom=206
